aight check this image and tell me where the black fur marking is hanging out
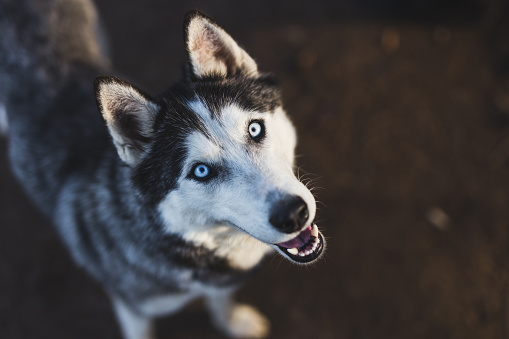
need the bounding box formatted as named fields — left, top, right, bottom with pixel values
left=194, top=74, right=282, bottom=118
left=131, top=87, right=210, bottom=204
left=144, top=233, right=256, bottom=286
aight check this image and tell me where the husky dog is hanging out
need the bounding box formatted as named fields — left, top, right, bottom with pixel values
left=0, top=0, right=325, bottom=338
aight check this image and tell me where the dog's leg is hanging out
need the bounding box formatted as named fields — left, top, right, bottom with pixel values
left=112, top=298, right=155, bottom=339
left=205, top=290, right=270, bottom=339
left=0, top=104, right=8, bottom=136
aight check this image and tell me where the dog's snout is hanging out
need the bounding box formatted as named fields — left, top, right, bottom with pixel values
left=269, top=196, right=309, bottom=234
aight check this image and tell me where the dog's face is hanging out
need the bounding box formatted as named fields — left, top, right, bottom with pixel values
left=95, top=11, right=324, bottom=264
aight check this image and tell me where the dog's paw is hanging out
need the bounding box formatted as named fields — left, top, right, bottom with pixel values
left=222, top=304, right=270, bottom=339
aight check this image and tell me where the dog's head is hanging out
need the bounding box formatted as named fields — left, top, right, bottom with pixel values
left=94, top=11, right=324, bottom=265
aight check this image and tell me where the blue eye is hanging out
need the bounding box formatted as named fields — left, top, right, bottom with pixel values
left=193, top=164, right=210, bottom=178
left=248, top=121, right=264, bottom=140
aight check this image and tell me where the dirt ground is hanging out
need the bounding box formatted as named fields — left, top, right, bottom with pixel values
left=2, top=1, right=509, bottom=338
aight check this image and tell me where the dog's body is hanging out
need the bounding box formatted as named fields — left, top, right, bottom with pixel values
left=0, top=1, right=325, bottom=338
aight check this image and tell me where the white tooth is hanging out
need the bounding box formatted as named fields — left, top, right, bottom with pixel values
left=305, top=250, right=311, bottom=255
left=311, top=224, right=319, bottom=237
left=287, top=248, right=299, bottom=255
left=299, top=252, right=305, bottom=257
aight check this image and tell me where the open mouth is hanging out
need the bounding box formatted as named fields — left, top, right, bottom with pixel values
left=275, top=224, right=324, bottom=263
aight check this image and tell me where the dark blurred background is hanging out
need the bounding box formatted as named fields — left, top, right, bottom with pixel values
left=2, top=0, right=509, bottom=338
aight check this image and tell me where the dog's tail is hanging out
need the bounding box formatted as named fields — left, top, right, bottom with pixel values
left=0, top=0, right=110, bottom=135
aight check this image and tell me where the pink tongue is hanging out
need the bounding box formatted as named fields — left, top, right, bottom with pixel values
left=276, top=225, right=312, bottom=249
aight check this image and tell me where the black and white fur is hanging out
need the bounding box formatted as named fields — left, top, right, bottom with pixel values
left=0, top=1, right=325, bottom=338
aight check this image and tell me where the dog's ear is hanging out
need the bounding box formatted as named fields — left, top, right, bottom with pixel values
left=94, top=76, right=159, bottom=166
left=184, top=10, right=258, bottom=79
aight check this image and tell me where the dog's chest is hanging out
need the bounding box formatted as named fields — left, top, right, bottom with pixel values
left=182, top=226, right=274, bottom=270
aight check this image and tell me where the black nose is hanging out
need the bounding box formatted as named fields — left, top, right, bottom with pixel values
left=269, top=196, right=309, bottom=234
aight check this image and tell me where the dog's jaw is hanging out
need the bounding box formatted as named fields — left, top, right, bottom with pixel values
left=273, top=223, right=325, bottom=264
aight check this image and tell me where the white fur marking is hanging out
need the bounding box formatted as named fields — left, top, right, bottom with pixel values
left=205, top=290, right=270, bottom=338
left=112, top=298, right=155, bottom=339
left=223, top=304, right=270, bottom=338
left=138, top=293, right=197, bottom=317
left=184, top=228, right=273, bottom=270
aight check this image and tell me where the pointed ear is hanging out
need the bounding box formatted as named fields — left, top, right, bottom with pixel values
left=184, top=10, right=258, bottom=79
left=94, top=76, right=159, bottom=166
